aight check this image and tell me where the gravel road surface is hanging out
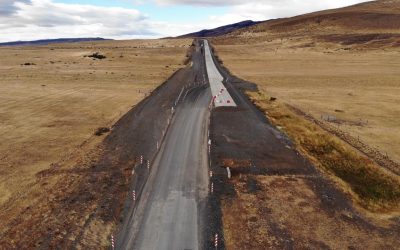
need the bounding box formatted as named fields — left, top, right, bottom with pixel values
left=116, top=40, right=212, bottom=250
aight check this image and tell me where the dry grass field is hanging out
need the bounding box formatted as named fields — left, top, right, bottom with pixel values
left=213, top=0, right=400, bottom=165
left=213, top=44, right=400, bottom=164
left=0, top=38, right=191, bottom=246
left=212, top=0, right=400, bottom=248
left=213, top=0, right=400, bottom=164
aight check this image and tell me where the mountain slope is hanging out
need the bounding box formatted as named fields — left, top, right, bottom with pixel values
left=178, top=20, right=260, bottom=38
left=217, top=0, right=400, bottom=48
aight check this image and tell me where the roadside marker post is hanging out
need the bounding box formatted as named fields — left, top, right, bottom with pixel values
left=209, top=171, right=213, bottom=178
left=111, top=235, right=115, bottom=250
left=227, top=167, right=231, bottom=179
left=211, top=182, right=214, bottom=193
left=132, top=190, right=136, bottom=201
left=214, top=233, right=218, bottom=249
left=147, top=160, right=150, bottom=170
left=140, top=155, right=143, bottom=164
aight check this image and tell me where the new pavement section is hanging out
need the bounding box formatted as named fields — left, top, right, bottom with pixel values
left=204, top=40, right=236, bottom=107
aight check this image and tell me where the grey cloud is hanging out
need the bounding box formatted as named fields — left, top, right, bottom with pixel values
left=0, top=0, right=31, bottom=16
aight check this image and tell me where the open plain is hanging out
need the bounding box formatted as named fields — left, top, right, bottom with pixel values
left=0, top=38, right=191, bottom=247
left=210, top=0, right=400, bottom=248
left=212, top=43, right=400, bottom=163
left=1, top=0, right=400, bottom=249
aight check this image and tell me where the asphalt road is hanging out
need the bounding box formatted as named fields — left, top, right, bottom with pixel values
left=116, top=40, right=211, bottom=250
left=203, top=40, right=236, bottom=107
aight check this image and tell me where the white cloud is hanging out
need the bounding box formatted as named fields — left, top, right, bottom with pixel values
left=153, top=0, right=242, bottom=6
left=152, top=0, right=369, bottom=27
left=154, top=0, right=368, bottom=9
left=207, top=0, right=370, bottom=27
left=0, top=0, right=162, bottom=42
left=0, top=0, right=371, bottom=42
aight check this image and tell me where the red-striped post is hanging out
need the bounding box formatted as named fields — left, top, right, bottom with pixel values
left=111, top=235, right=115, bottom=250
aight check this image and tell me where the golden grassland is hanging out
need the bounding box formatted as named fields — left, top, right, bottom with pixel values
left=248, top=91, right=400, bottom=210
left=221, top=92, right=400, bottom=249
left=0, top=39, right=191, bottom=242
left=213, top=41, right=400, bottom=164
left=212, top=2, right=400, bottom=246
left=213, top=36, right=400, bottom=249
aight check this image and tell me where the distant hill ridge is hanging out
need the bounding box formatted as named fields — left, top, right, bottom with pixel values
left=0, top=38, right=109, bottom=47
left=213, top=0, right=400, bottom=49
left=178, top=20, right=261, bottom=38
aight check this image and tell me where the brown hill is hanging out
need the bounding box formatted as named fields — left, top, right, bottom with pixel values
left=218, top=0, right=400, bottom=48
left=177, top=20, right=260, bottom=38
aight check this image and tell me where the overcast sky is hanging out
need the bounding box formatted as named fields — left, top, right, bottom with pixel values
left=0, top=0, right=370, bottom=42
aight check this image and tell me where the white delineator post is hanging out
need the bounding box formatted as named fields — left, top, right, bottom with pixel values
left=226, top=167, right=231, bottom=179
left=147, top=160, right=150, bottom=170
left=209, top=171, right=213, bottom=178
left=111, top=235, right=115, bottom=250
left=215, top=233, right=218, bottom=249
left=211, top=182, right=214, bottom=193
left=140, top=155, right=143, bottom=164
left=132, top=190, right=136, bottom=201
